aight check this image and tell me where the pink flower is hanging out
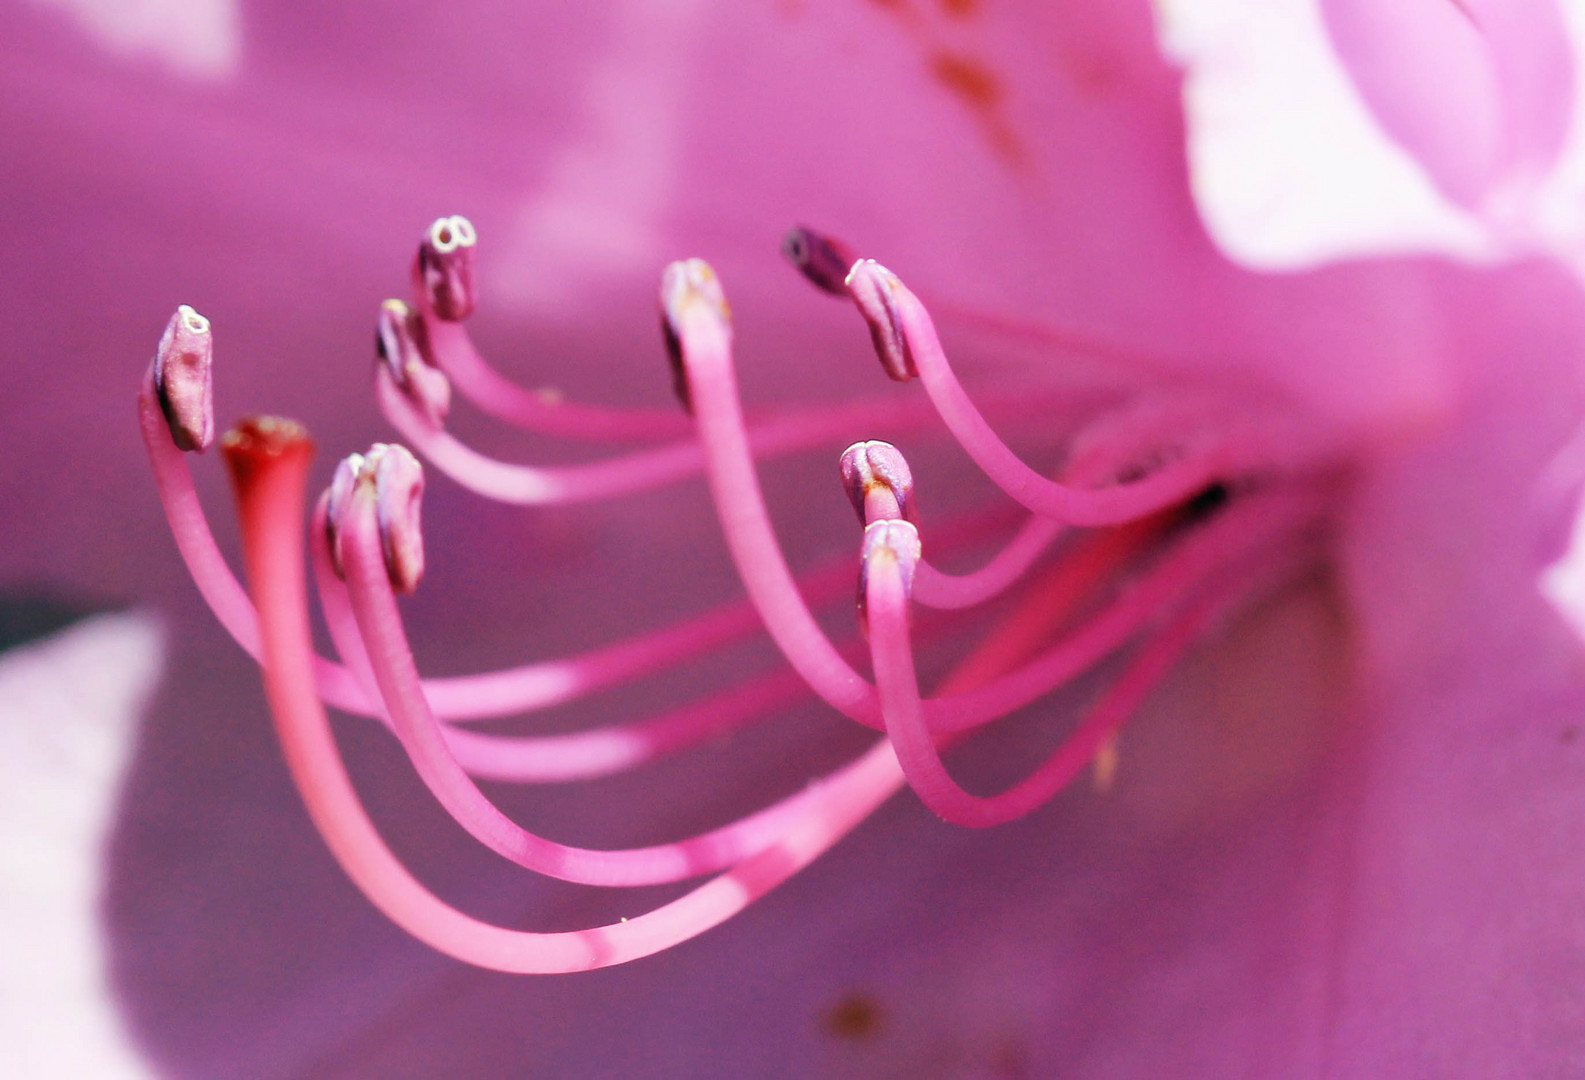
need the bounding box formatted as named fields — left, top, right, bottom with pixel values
left=7, top=0, right=1585, bottom=1074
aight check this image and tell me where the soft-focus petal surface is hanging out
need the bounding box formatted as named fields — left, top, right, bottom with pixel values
left=1321, top=0, right=1575, bottom=211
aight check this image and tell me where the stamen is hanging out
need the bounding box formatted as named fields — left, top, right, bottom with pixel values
left=660, top=258, right=732, bottom=413
left=839, top=440, right=917, bottom=524
left=369, top=443, right=425, bottom=594
left=663, top=257, right=1320, bottom=736
left=400, top=216, right=693, bottom=440
left=377, top=356, right=946, bottom=507
left=153, top=304, right=214, bottom=452
left=307, top=493, right=965, bottom=785
left=910, top=513, right=1064, bottom=611
left=782, top=226, right=857, bottom=297
left=870, top=536, right=1236, bottom=826
left=226, top=425, right=911, bottom=970
left=377, top=299, right=451, bottom=427
left=857, top=519, right=921, bottom=635
left=415, top=314, right=694, bottom=440
left=414, top=214, right=478, bottom=322
left=845, top=262, right=1245, bottom=525
left=840, top=438, right=1064, bottom=611
left=336, top=474, right=879, bottom=884
left=146, top=354, right=951, bottom=726
left=323, top=451, right=364, bottom=578
left=319, top=517, right=814, bottom=782
left=664, top=257, right=877, bottom=721
left=844, top=260, right=915, bottom=382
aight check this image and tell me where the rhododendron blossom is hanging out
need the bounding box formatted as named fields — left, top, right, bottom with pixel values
left=141, top=212, right=1344, bottom=970
left=10, top=0, right=1585, bottom=1075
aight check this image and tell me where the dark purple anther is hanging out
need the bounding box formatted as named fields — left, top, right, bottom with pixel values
left=839, top=440, right=918, bottom=525
left=377, top=298, right=451, bottom=426
left=845, top=260, right=916, bottom=382
left=416, top=215, right=478, bottom=322
left=154, top=305, right=215, bottom=451
left=782, top=226, right=857, bottom=297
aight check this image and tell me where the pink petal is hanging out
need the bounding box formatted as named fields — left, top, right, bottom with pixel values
left=3, top=0, right=1584, bottom=1075
left=1321, top=0, right=1576, bottom=210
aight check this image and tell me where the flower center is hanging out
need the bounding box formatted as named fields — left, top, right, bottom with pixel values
left=139, top=215, right=1340, bottom=972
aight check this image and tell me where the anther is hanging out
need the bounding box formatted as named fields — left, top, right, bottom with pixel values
left=336, top=444, right=427, bottom=594
left=324, top=452, right=366, bottom=578
left=844, top=260, right=915, bottom=381
left=658, top=258, right=732, bottom=412
left=839, top=440, right=918, bottom=525
left=376, top=298, right=451, bottom=426
left=416, top=214, right=479, bottom=322
left=782, top=226, right=857, bottom=297
left=372, top=443, right=426, bottom=594
left=857, top=518, right=922, bottom=633
left=154, top=304, right=215, bottom=452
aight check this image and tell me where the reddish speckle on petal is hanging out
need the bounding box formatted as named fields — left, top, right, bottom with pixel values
left=929, top=51, right=1001, bottom=110
left=822, top=992, right=884, bottom=1040
left=928, top=51, right=1025, bottom=165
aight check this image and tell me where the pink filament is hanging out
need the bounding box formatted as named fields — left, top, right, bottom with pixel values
left=234, top=431, right=907, bottom=970
left=871, top=548, right=1229, bottom=827
left=378, top=365, right=708, bottom=504
left=890, top=278, right=1234, bottom=526
left=672, top=299, right=1322, bottom=734
left=140, top=370, right=371, bottom=709
left=342, top=478, right=876, bottom=885
left=904, top=450, right=1133, bottom=611
left=420, top=315, right=695, bottom=441
left=382, top=344, right=1067, bottom=509
left=309, top=499, right=813, bottom=783
left=911, top=512, right=1064, bottom=609
left=145, top=373, right=868, bottom=724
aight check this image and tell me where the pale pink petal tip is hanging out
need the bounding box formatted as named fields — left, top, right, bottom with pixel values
left=153, top=304, right=215, bottom=452
left=782, top=225, right=857, bottom=296
left=844, top=259, right=915, bottom=382
left=416, top=214, right=478, bottom=322
left=839, top=439, right=917, bottom=525
left=376, top=298, right=451, bottom=426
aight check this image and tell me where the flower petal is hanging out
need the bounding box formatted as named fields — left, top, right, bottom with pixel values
left=0, top=609, right=162, bottom=1078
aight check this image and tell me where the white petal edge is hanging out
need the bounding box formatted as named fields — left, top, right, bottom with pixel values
left=0, top=612, right=162, bottom=1078
left=1152, top=0, right=1495, bottom=270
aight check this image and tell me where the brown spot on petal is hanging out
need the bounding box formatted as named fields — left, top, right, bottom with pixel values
left=938, top=0, right=980, bottom=18
left=930, top=51, right=1001, bottom=110
left=823, top=992, right=884, bottom=1040
left=928, top=51, right=1027, bottom=165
